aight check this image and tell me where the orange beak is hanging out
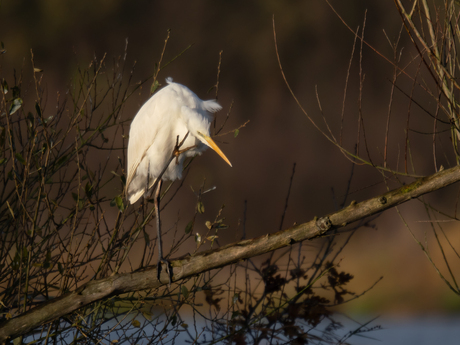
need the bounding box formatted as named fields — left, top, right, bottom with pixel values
left=197, top=132, right=232, bottom=167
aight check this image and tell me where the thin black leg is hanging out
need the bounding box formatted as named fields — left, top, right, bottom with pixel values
left=155, top=179, right=172, bottom=284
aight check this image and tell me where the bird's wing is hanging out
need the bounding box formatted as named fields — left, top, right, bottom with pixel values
left=125, top=95, right=163, bottom=203
left=127, top=187, right=146, bottom=205
left=125, top=85, right=181, bottom=203
left=126, top=150, right=158, bottom=204
left=125, top=147, right=149, bottom=195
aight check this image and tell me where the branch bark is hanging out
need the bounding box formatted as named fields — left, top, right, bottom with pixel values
left=1, top=165, right=460, bottom=343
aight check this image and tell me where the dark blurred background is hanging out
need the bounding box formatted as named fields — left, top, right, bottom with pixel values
left=1, top=0, right=459, bottom=321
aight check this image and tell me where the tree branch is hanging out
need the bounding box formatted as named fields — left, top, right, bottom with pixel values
left=1, top=165, right=460, bottom=343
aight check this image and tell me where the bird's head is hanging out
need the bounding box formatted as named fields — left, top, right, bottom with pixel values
left=181, top=103, right=232, bottom=167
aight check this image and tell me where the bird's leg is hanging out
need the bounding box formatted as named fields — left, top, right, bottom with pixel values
left=155, top=179, right=172, bottom=285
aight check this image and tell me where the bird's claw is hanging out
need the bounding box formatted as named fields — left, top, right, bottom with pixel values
left=157, top=257, right=172, bottom=286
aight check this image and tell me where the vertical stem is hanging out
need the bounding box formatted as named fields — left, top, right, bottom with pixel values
left=155, top=179, right=164, bottom=260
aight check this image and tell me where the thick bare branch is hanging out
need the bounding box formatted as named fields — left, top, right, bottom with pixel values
left=1, top=165, right=460, bottom=343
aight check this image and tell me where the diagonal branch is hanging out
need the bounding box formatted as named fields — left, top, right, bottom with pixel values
left=1, top=165, right=460, bottom=343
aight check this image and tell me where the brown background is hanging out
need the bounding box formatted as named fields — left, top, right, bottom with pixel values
left=1, top=0, right=459, bottom=316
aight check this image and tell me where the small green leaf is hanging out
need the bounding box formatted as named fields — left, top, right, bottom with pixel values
left=231, top=311, right=240, bottom=319
left=85, top=182, right=93, bottom=199
left=11, top=86, right=20, bottom=99
left=56, top=155, right=68, bottom=167
left=9, top=98, right=23, bottom=115
left=234, top=129, right=239, bottom=138
left=197, top=201, right=205, bottom=214
left=35, top=102, right=42, bottom=118
left=33, top=67, right=43, bottom=73
left=131, top=319, right=141, bottom=328
left=115, top=195, right=125, bottom=212
left=195, top=232, right=201, bottom=244
left=150, top=80, right=160, bottom=94
left=44, top=251, right=51, bottom=269
left=181, top=285, right=189, bottom=299
left=185, top=219, right=194, bottom=234
left=12, top=252, right=20, bottom=270
left=14, top=153, right=26, bottom=165
left=144, top=230, right=150, bottom=246
left=181, top=323, right=189, bottom=329
left=0, top=158, right=7, bottom=165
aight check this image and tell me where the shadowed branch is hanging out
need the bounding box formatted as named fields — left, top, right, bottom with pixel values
left=1, top=164, right=459, bottom=343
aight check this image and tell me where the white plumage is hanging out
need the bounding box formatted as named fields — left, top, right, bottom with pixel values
left=126, top=78, right=231, bottom=204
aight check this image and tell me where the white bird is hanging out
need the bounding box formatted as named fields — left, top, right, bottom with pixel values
left=126, top=77, right=231, bottom=204
left=125, top=77, right=232, bottom=282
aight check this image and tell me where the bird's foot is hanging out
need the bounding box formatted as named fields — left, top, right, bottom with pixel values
left=157, top=257, right=172, bottom=286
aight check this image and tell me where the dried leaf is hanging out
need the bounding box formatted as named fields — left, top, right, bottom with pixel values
left=14, top=153, right=26, bottom=165
left=9, top=98, right=22, bottom=115
left=185, top=219, right=194, bottom=234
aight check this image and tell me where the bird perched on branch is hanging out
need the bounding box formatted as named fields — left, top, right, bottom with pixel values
left=125, top=77, right=232, bottom=283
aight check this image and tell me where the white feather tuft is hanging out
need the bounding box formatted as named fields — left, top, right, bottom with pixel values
left=203, top=100, right=222, bottom=113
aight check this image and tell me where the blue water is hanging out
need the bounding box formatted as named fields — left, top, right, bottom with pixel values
left=340, top=315, right=460, bottom=345
left=23, top=313, right=458, bottom=344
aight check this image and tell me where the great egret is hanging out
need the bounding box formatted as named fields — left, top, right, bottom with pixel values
left=125, top=77, right=232, bottom=283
